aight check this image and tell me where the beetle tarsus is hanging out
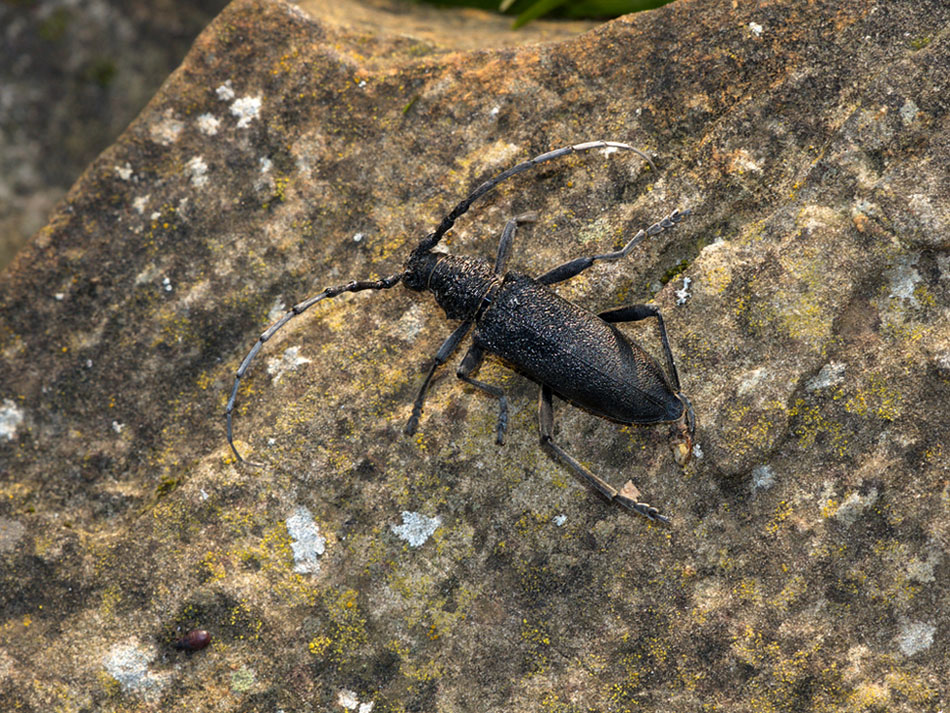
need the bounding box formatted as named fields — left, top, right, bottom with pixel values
left=615, top=490, right=670, bottom=524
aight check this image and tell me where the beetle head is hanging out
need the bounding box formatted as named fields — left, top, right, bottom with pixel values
left=669, top=393, right=696, bottom=467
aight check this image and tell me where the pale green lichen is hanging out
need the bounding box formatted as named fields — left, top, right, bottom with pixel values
left=230, top=666, right=256, bottom=693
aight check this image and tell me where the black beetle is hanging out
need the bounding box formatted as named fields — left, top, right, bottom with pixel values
left=226, top=141, right=695, bottom=522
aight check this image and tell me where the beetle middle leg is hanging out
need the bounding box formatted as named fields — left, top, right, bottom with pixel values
left=535, top=209, right=690, bottom=286
left=599, top=304, right=681, bottom=391
left=538, top=385, right=668, bottom=522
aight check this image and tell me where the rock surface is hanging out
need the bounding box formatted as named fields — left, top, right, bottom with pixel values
left=1, top=0, right=948, bottom=710
left=0, top=0, right=230, bottom=269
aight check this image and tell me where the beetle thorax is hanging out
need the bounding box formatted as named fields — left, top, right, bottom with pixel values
left=405, top=252, right=496, bottom=321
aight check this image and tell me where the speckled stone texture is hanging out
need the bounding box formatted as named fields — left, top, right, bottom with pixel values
left=0, top=0, right=229, bottom=270
left=1, top=0, right=948, bottom=710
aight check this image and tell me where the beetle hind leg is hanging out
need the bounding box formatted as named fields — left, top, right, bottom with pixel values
left=538, top=385, right=669, bottom=523
left=457, top=344, right=508, bottom=445
left=598, top=303, right=681, bottom=392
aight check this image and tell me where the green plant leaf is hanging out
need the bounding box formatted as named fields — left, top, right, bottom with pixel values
left=512, top=0, right=571, bottom=28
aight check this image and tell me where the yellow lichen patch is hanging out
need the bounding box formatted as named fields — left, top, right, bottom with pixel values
left=778, top=296, right=833, bottom=346
left=885, top=670, right=938, bottom=705
left=881, top=320, right=929, bottom=345
left=912, top=283, right=937, bottom=308
left=843, top=373, right=902, bottom=422
left=820, top=498, right=839, bottom=519
left=735, top=218, right=768, bottom=248
left=312, top=294, right=356, bottom=334
left=260, top=521, right=298, bottom=564
left=788, top=398, right=849, bottom=457
left=95, top=668, right=121, bottom=697
left=151, top=499, right=191, bottom=540
left=846, top=681, right=889, bottom=709
left=775, top=573, right=808, bottom=611
left=200, top=550, right=228, bottom=582
left=150, top=306, right=200, bottom=349
left=605, top=652, right=645, bottom=707
left=308, top=634, right=331, bottom=657
left=720, top=401, right=784, bottom=461
left=704, top=263, right=733, bottom=295
left=195, top=369, right=213, bottom=391
left=731, top=625, right=776, bottom=668
left=99, top=584, right=122, bottom=618
left=765, top=500, right=794, bottom=536
left=321, top=445, right=355, bottom=476
left=220, top=508, right=263, bottom=537
left=861, top=539, right=926, bottom=606
left=322, top=587, right=368, bottom=664
left=520, top=617, right=552, bottom=676
left=228, top=600, right=264, bottom=642
left=645, top=635, right=670, bottom=665
left=386, top=629, right=446, bottom=682
left=732, top=578, right=761, bottom=605
left=271, top=48, right=301, bottom=75
left=732, top=626, right=845, bottom=711
left=515, top=510, right=552, bottom=538
left=402, top=654, right=446, bottom=683
left=31, top=531, right=57, bottom=559
left=269, top=175, right=292, bottom=207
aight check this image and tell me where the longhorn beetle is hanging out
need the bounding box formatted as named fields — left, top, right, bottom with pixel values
left=226, top=140, right=695, bottom=522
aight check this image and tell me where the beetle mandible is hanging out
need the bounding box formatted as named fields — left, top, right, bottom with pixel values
left=225, top=140, right=695, bottom=522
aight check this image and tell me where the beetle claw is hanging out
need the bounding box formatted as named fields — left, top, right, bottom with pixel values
left=616, top=481, right=669, bottom=523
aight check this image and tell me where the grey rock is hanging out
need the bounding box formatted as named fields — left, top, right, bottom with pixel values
left=0, top=0, right=947, bottom=710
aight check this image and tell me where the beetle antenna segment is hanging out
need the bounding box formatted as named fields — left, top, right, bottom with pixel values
left=226, top=272, right=403, bottom=465
left=412, top=140, right=655, bottom=258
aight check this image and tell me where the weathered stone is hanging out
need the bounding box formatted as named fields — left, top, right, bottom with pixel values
left=0, top=0, right=947, bottom=710
left=0, top=0, right=230, bottom=270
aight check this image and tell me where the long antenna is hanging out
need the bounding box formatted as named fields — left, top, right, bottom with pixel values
left=412, top=140, right=655, bottom=257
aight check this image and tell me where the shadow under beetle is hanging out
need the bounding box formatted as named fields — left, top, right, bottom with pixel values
left=226, top=140, right=695, bottom=522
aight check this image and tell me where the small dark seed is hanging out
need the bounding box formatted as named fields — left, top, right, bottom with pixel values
left=175, top=629, right=211, bottom=652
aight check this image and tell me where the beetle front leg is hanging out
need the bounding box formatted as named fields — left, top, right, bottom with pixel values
left=457, top=343, right=508, bottom=445
left=493, top=213, right=537, bottom=275
left=538, top=385, right=669, bottom=523
left=406, top=319, right=473, bottom=436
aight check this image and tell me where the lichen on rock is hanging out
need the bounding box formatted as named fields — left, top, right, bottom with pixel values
left=0, top=0, right=948, bottom=710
